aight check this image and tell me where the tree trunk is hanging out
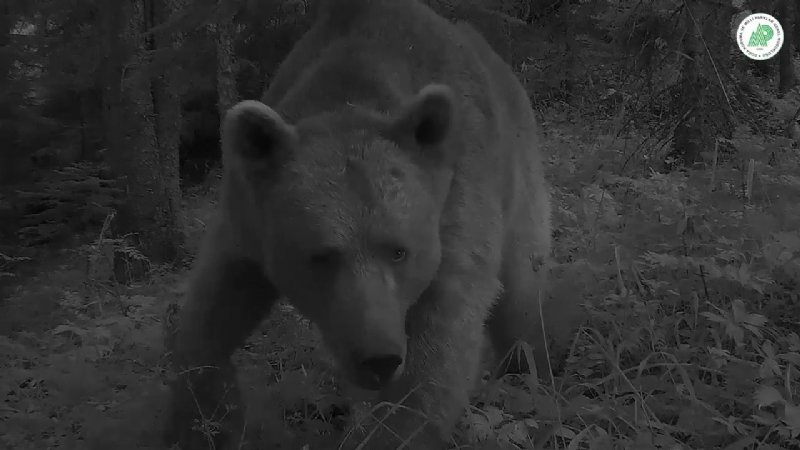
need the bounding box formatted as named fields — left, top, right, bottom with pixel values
left=778, top=0, right=797, bottom=96
left=200, top=5, right=239, bottom=193
left=671, top=0, right=734, bottom=169
left=101, top=0, right=182, bottom=263
left=145, top=0, right=184, bottom=258
left=0, top=1, right=11, bottom=79
left=214, top=15, right=239, bottom=117
left=0, top=1, right=25, bottom=184
left=751, top=0, right=775, bottom=77
left=558, top=0, right=575, bottom=99
left=795, top=2, right=800, bottom=56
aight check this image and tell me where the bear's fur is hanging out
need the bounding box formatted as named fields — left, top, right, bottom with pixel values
left=164, top=1, right=565, bottom=448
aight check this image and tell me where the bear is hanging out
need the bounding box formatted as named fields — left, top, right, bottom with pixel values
left=164, top=0, right=565, bottom=449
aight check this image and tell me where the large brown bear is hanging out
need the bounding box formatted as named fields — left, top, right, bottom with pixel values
left=164, top=0, right=563, bottom=448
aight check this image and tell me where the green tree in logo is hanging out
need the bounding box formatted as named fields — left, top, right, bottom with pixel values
left=748, top=23, right=774, bottom=47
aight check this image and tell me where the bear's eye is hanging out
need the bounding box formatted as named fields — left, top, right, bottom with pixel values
left=310, top=249, right=340, bottom=267
left=391, top=247, right=407, bottom=263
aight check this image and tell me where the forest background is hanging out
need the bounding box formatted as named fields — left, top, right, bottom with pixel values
left=1, top=0, right=800, bottom=449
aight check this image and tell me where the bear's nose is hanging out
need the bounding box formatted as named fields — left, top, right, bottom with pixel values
left=360, top=354, right=403, bottom=385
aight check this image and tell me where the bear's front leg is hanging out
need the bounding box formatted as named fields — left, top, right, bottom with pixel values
left=164, top=225, right=279, bottom=450
left=345, top=275, right=501, bottom=450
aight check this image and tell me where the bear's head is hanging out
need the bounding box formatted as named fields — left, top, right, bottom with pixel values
left=222, top=85, right=461, bottom=390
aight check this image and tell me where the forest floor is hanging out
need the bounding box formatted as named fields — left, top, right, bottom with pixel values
left=2, top=116, right=800, bottom=450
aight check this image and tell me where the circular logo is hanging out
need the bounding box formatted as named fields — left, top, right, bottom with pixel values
left=737, top=13, right=784, bottom=60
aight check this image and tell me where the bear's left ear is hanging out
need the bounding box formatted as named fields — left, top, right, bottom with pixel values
left=222, top=100, right=297, bottom=166
left=384, top=84, right=459, bottom=165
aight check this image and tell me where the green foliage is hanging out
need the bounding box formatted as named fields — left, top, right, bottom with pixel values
left=2, top=0, right=800, bottom=449
left=0, top=252, right=31, bottom=279
left=16, top=162, right=123, bottom=246
left=4, top=117, right=799, bottom=449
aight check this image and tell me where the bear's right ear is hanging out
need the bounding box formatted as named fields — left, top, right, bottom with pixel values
left=222, top=100, right=297, bottom=165
left=383, top=84, right=460, bottom=167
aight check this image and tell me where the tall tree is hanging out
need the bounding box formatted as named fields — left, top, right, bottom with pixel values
left=671, top=0, right=734, bottom=168
left=0, top=0, right=37, bottom=184
left=200, top=0, right=239, bottom=190
left=213, top=3, right=238, bottom=116
left=100, top=0, right=183, bottom=262
left=777, top=0, right=797, bottom=96
left=795, top=2, right=800, bottom=56
left=0, top=0, right=19, bottom=183
left=145, top=0, right=184, bottom=255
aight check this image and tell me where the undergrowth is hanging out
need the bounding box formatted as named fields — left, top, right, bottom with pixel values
left=1, top=116, right=799, bottom=450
